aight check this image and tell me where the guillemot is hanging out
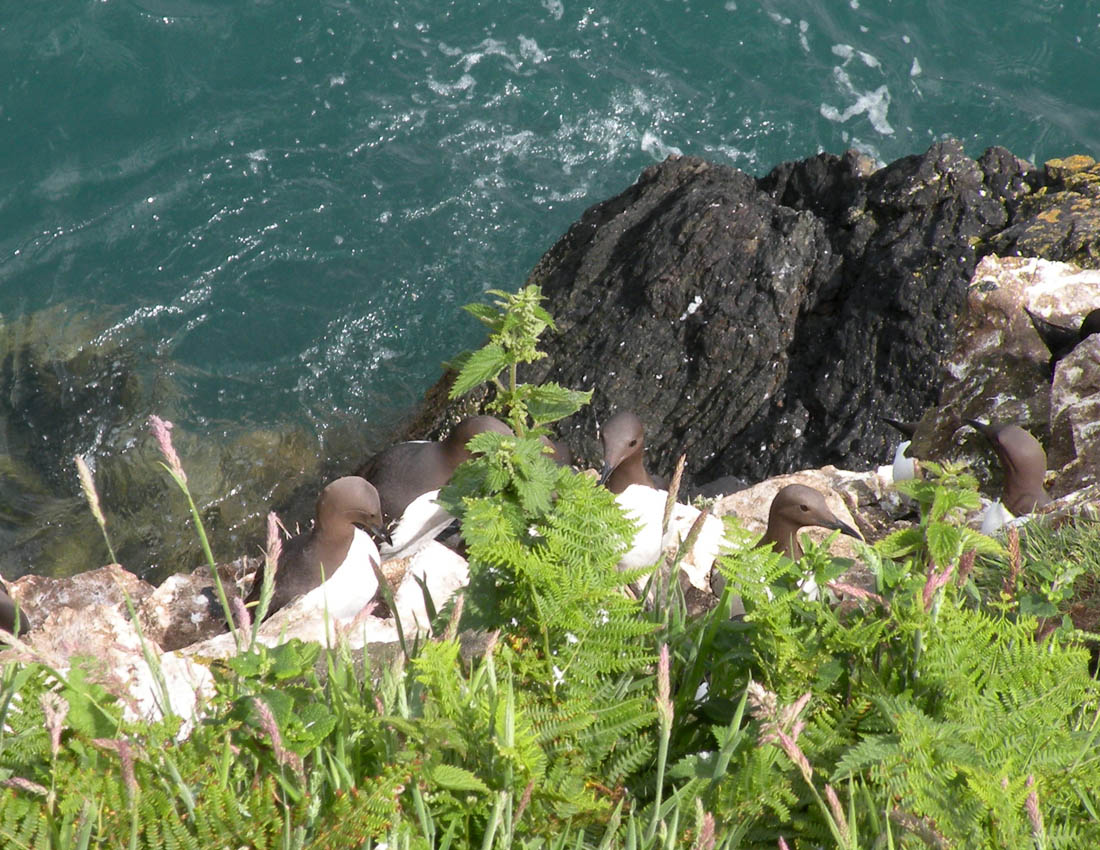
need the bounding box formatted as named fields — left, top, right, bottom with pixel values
left=598, top=411, right=656, bottom=494
left=964, top=419, right=1051, bottom=515
left=357, top=415, right=514, bottom=559
left=596, top=411, right=724, bottom=581
left=880, top=416, right=920, bottom=482
left=246, top=476, right=388, bottom=622
left=756, top=484, right=863, bottom=561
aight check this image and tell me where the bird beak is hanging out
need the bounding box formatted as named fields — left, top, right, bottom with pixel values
left=964, top=418, right=994, bottom=439
left=373, top=524, right=393, bottom=546
left=880, top=417, right=917, bottom=439
left=826, top=518, right=863, bottom=541
left=598, top=460, right=613, bottom=486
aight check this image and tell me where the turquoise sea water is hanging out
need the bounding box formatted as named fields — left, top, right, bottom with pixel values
left=2, top=1, right=1099, bottom=580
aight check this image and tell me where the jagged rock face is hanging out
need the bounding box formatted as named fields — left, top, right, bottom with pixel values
left=506, top=142, right=1018, bottom=484
left=402, top=141, right=1066, bottom=486
left=1049, top=336, right=1100, bottom=494
left=987, top=155, right=1100, bottom=266
left=523, top=154, right=830, bottom=481
left=910, top=255, right=1065, bottom=460
left=16, top=602, right=213, bottom=732
left=137, top=558, right=256, bottom=652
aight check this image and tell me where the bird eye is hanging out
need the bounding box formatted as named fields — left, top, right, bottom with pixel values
left=799, top=504, right=810, bottom=512
left=629, top=439, right=638, bottom=447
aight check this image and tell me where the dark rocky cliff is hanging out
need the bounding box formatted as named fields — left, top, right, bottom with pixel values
left=402, top=142, right=1100, bottom=487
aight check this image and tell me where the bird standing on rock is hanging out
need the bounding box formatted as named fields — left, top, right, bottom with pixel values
left=357, top=415, right=514, bottom=559
left=964, top=420, right=1050, bottom=515
left=246, top=476, right=389, bottom=622
left=756, top=484, right=863, bottom=561
left=597, top=411, right=725, bottom=582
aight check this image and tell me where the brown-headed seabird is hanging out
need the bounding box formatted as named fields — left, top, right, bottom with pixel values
left=756, top=484, right=862, bottom=561
left=596, top=411, right=668, bottom=570
left=598, top=411, right=656, bottom=494
left=964, top=420, right=1050, bottom=515
left=357, top=415, right=514, bottom=559
left=246, top=476, right=388, bottom=622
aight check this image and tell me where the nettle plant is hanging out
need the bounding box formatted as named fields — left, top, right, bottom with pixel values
left=440, top=286, right=654, bottom=687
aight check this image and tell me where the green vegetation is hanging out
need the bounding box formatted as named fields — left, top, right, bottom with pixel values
left=2, top=286, right=1100, bottom=848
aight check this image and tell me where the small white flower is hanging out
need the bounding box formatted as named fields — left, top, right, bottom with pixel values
left=552, top=665, right=565, bottom=686
left=565, top=632, right=579, bottom=644
left=595, top=608, right=610, bottom=626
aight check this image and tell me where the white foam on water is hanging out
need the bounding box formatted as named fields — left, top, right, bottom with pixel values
left=821, top=44, right=894, bottom=136
left=910, top=57, right=922, bottom=76
left=704, top=142, right=742, bottom=161
left=641, top=130, right=683, bottom=159
left=541, top=0, right=563, bottom=19
left=518, top=35, right=548, bottom=64
left=428, top=73, right=476, bottom=96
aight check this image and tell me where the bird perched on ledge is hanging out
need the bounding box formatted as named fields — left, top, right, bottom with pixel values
left=964, top=419, right=1050, bottom=515
left=358, top=415, right=514, bottom=559
left=756, top=484, right=863, bottom=561
left=246, top=476, right=389, bottom=622
left=598, top=410, right=656, bottom=494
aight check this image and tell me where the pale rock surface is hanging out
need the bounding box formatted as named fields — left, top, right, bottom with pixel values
left=138, top=558, right=256, bottom=652
left=183, top=541, right=470, bottom=657
left=17, top=602, right=212, bottom=734
left=913, top=255, right=1096, bottom=458
left=1049, top=336, right=1100, bottom=494
left=909, top=255, right=1100, bottom=502
left=11, top=564, right=154, bottom=627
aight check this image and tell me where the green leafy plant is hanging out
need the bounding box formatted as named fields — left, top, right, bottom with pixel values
left=448, top=285, right=591, bottom=435
left=7, top=283, right=1100, bottom=850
